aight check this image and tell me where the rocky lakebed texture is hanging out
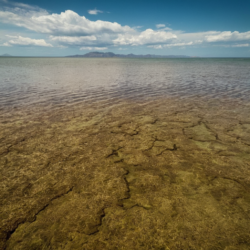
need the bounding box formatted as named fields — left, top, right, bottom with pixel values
left=0, top=97, right=250, bottom=250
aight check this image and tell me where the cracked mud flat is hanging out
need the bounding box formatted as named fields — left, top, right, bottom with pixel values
left=0, top=97, right=250, bottom=250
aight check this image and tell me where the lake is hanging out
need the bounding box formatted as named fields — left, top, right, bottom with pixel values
left=1, top=58, right=250, bottom=250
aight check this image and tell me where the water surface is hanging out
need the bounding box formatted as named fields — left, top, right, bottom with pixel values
left=1, top=58, right=250, bottom=250
left=1, top=58, right=250, bottom=109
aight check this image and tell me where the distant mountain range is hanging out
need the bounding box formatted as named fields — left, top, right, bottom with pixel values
left=0, top=54, right=12, bottom=57
left=0, top=52, right=193, bottom=58
left=66, top=52, right=191, bottom=58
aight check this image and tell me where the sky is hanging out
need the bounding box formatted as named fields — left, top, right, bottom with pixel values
left=0, top=0, right=250, bottom=57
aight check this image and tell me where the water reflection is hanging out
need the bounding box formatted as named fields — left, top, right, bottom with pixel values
left=0, top=58, right=250, bottom=109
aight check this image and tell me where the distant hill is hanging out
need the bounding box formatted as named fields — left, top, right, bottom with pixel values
left=66, top=52, right=191, bottom=58
left=0, top=53, right=12, bottom=57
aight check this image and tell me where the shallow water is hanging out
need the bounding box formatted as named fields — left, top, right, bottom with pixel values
left=0, top=58, right=250, bottom=250
left=1, top=58, right=250, bottom=109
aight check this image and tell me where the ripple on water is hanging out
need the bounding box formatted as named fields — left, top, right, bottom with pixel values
left=0, top=58, right=250, bottom=109
left=1, top=58, right=250, bottom=250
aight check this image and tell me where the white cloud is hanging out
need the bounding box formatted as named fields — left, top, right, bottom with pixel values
left=133, top=26, right=143, bottom=29
left=57, top=45, right=68, bottom=49
left=0, top=9, right=133, bottom=36
left=155, top=24, right=172, bottom=31
left=217, top=43, right=250, bottom=48
left=164, top=41, right=194, bottom=47
left=1, top=42, right=11, bottom=46
left=156, top=24, right=165, bottom=29
left=161, top=27, right=172, bottom=31
left=80, top=46, right=107, bottom=50
left=50, top=35, right=96, bottom=45
left=205, top=31, right=250, bottom=42
left=88, top=9, right=103, bottom=15
left=172, top=30, right=250, bottom=47
left=1, top=0, right=48, bottom=13
left=148, top=42, right=195, bottom=49
left=0, top=1, right=250, bottom=51
left=113, top=29, right=177, bottom=46
left=3, top=35, right=53, bottom=47
left=148, top=45, right=163, bottom=49
left=231, top=43, right=249, bottom=47
left=49, top=34, right=115, bottom=48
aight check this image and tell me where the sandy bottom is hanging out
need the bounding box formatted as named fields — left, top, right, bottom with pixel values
left=1, top=97, right=250, bottom=250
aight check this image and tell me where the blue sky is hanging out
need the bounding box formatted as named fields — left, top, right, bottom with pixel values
left=0, top=0, right=250, bottom=57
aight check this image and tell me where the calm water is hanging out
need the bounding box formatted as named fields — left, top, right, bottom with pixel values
left=0, top=57, right=250, bottom=108
left=1, top=58, right=250, bottom=250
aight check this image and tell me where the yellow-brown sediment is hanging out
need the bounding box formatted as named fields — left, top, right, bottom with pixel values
left=0, top=97, right=250, bottom=249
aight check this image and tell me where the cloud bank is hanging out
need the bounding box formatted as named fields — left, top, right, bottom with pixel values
left=0, top=1, right=250, bottom=51
left=2, top=35, right=52, bottom=47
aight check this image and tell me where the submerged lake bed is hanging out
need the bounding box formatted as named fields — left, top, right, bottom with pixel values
left=0, top=58, right=250, bottom=249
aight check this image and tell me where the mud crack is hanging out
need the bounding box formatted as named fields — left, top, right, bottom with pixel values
left=87, top=208, right=106, bottom=236
left=106, top=147, right=123, bottom=158
left=116, top=169, right=150, bottom=210
left=156, top=144, right=177, bottom=156
left=143, top=137, right=178, bottom=154
left=117, top=169, right=131, bottom=207
left=5, top=186, right=74, bottom=244
left=123, top=169, right=131, bottom=200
